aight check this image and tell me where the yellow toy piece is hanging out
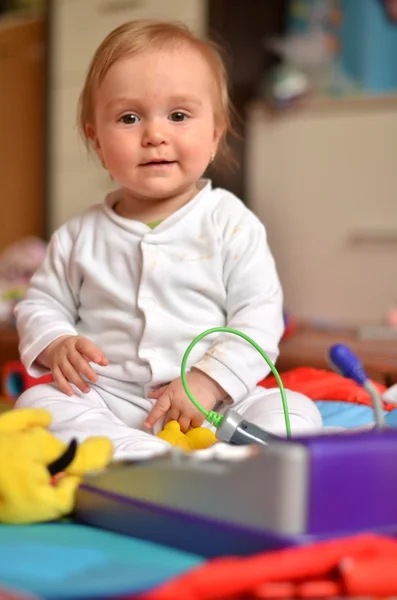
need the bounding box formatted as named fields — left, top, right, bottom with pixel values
left=0, top=408, right=113, bottom=524
left=157, top=420, right=217, bottom=451
left=185, top=426, right=218, bottom=450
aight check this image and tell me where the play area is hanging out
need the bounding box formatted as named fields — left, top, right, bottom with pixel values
left=1, top=327, right=397, bottom=598
left=1, top=1, right=397, bottom=597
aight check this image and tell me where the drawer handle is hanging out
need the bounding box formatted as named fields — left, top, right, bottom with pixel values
left=99, top=0, right=144, bottom=14
left=348, top=230, right=397, bottom=245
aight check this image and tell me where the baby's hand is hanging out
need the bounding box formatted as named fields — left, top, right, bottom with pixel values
left=38, top=335, right=108, bottom=396
left=145, top=370, right=227, bottom=433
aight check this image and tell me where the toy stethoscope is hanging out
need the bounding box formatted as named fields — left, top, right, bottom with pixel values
left=180, top=327, right=387, bottom=446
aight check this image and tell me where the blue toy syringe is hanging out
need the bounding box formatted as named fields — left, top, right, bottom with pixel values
left=328, top=343, right=385, bottom=428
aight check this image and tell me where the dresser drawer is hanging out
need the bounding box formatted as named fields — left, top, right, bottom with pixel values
left=246, top=100, right=397, bottom=325
left=51, top=0, right=206, bottom=84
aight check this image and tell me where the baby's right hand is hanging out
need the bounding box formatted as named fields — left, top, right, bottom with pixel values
left=38, top=335, right=108, bottom=396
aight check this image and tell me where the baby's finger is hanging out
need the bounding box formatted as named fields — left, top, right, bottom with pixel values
left=148, top=385, right=168, bottom=400
left=69, top=349, right=98, bottom=383
left=145, top=394, right=171, bottom=428
left=164, top=408, right=180, bottom=426
left=190, top=412, right=206, bottom=428
left=76, top=338, right=108, bottom=366
left=59, top=360, right=90, bottom=394
left=52, top=365, right=74, bottom=396
left=178, top=414, right=191, bottom=434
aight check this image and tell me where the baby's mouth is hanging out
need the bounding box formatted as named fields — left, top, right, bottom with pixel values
left=141, top=160, right=175, bottom=166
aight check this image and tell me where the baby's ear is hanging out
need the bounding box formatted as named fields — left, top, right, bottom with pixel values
left=85, top=123, right=101, bottom=154
left=85, top=124, right=107, bottom=168
left=84, top=122, right=96, bottom=143
left=212, top=122, right=224, bottom=149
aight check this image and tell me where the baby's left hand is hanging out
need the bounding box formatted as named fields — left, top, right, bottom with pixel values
left=145, top=370, right=227, bottom=433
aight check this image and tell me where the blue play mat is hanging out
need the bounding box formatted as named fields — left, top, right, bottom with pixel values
left=0, top=522, right=203, bottom=599
left=315, top=400, right=382, bottom=428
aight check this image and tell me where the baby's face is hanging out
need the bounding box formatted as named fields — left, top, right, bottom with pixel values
left=90, top=44, right=222, bottom=203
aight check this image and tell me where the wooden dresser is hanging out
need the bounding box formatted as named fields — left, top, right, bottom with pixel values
left=278, top=324, right=397, bottom=386
left=0, top=15, right=46, bottom=252
left=246, top=98, right=397, bottom=326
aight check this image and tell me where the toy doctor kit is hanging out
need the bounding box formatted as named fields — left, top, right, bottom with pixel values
left=75, top=328, right=397, bottom=557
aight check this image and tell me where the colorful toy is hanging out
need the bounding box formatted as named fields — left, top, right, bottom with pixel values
left=157, top=421, right=217, bottom=451
left=0, top=407, right=113, bottom=523
left=75, top=330, right=397, bottom=558
left=2, top=360, right=53, bottom=404
left=0, top=236, right=47, bottom=324
left=77, top=425, right=397, bottom=557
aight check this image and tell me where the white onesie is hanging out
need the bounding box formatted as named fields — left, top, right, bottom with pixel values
left=15, top=180, right=321, bottom=458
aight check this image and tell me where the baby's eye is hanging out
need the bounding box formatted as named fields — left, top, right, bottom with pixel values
left=169, top=112, right=188, bottom=122
left=119, top=114, right=139, bottom=125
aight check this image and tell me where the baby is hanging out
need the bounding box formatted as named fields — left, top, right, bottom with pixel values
left=15, top=20, right=321, bottom=459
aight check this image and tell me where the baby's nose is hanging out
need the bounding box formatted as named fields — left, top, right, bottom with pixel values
left=142, top=120, right=167, bottom=146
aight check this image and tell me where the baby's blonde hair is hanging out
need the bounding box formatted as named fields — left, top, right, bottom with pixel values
left=78, top=19, right=234, bottom=164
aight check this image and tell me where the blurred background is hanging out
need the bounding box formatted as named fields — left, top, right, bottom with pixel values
left=0, top=0, right=396, bottom=331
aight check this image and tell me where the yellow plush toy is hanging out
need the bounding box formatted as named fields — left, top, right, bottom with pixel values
left=0, top=408, right=113, bottom=524
left=157, top=420, right=217, bottom=451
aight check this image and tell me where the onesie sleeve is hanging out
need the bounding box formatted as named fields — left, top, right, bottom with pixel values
left=14, top=228, right=80, bottom=376
left=193, top=206, right=284, bottom=402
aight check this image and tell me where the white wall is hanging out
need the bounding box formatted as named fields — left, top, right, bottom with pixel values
left=48, top=0, right=206, bottom=231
